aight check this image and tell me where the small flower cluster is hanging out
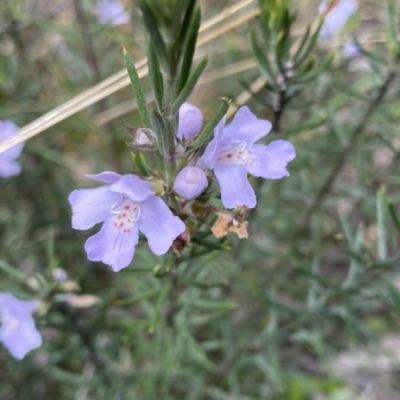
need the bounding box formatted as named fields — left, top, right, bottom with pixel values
left=70, top=105, right=295, bottom=271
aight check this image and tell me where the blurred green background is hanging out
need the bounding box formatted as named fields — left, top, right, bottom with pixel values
left=1, top=0, right=400, bottom=399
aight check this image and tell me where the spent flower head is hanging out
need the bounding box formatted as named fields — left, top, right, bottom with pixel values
left=0, top=293, right=42, bottom=360
left=0, top=120, right=24, bottom=179
left=69, top=172, right=186, bottom=271
left=197, top=107, right=295, bottom=209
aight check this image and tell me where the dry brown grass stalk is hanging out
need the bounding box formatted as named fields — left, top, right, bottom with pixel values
left=0, top=0, right=257, bottom=154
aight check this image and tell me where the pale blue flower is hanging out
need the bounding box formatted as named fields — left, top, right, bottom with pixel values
left=96, top=0, right=130, bottom=26
left=319, top=0, right=358, bottom=38
left=197, top=107, right=295, bottom=209
left=69, top=172, right=186, bottom=271
left=0, top=293, right=42, bottom=360
left=0, top=120, right=24, bottom=179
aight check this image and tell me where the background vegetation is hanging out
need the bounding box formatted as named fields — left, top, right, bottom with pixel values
left=1, top=0, right=400, bottom=399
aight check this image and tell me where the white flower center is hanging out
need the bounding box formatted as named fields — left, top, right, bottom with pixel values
left=217, top=140, right=255, bottom=167
left=110, top=196, right=141, bottom=234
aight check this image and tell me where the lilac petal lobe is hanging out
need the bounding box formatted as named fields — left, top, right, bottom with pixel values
left=96, top=0, right=130, bottom=25
left=85, top=220, right=139, bottom=272
left=109, top=175, right=154, bottom=202
left=0, top=318, right=42, bottom=360
left=214, top=164, right=256, bottom=209
left=138, top=196, right=186, bottom=255
left=2, top=143, right=24, bottom=161
left=0, top=293, right=42, bottom=360
left=222, top=106, right=272, bottom=144
left=197, top=138, right=218, bottom=169
left=69, top=186, right=121, bottom=230
left=246, top=140, right=295, bottom=179
left=85, top=171, right=123, bottom=183
left=0, top=120, right=24, bottom=162
left=319, top=0, right=357, bottom=38
left=197, top=116, right=226, bottom=169
left=0, top=159, right=22, bottom=178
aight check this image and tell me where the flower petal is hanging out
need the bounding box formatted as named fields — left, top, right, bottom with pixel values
left=0, top=293, right=42, bottom=360
left=109, top=174, right=154, bottom=202
left=222, top=106, right=272, bottom=144
left=0, top=317, right=42, bottom=360
left=174, top=166, right=208, bottom=199
left=246, top=140, right=295, bottom=179
left=197, top=116, right=226, bottom=169
left=319, top=0, right=357, bottom=39
left=69, top=186, right=121, bottom=230
left=0, top=120, right=23, bottom=160
left=138, top=196, right=186, bottom=255
left=176, top=103, right=203, bottom=140
left=96, top=0, right=130, bottom=26
left=85, top=171, right=123, bottom=184
left=0, top=159, right=22, bottom=178
left=84, top=220, right=139, bottom=272
left=214, top=164, right=256, bottom=209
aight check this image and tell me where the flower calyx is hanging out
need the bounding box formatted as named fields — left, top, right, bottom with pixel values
left=123, top=124, right=157, bottom=151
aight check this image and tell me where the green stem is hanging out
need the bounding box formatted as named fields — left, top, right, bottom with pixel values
left=162, top=75, right=177, bottom=189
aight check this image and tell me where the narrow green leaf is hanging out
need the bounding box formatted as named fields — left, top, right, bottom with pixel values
left=154, top=149, right=165, bottom=172
left=292, top=54, right=334, bottom=85
left=131, top=152, right=151, bottom=177
left=138, top=1, right=168, bottom=70
left=116, top=289, right=159, bottom=307
left=147, top=39, right=163, bottom=111
left=177, top=0, right=198, bottom=57
left=306, top=255, right=320, bottom=309
left=178, top=6, right=201, bottom=93
left=181, top=298, right=237, bottom=311
left=148, top=282, right=171, bottom=332
left=345, top=299, right=357, bottom=345
left=387, top=0, right=399, bottom=56
left=191, top=237, right=230, bottom=251
left=149, top=109, right=167, bottom=154
left=293, top=25, right=311, bottom=61
left=343, top=224, right=364, bottom=289
left=387, top=281, right=400, bottom=314
left=276, top=10, right=292, bottom=71
left=339, top=212, right=354, bottom=246
left=123, top=48, right=151, bottom=128
left=0, top=260, right=27, bottom=281
left=249, top=26, right=275, bottom=81
left=377, top=186, right=387, bottom=261
left=388, top=201, right=400, bottom=232
left=172, top=55, right=208, bottom=113
left=294, top=17, right=323, bottom=67
left=189, top=98, right=230, bottom=152
left=205, top=197, right=230, bottom=212
left=153, top=253, right=175, bottom=278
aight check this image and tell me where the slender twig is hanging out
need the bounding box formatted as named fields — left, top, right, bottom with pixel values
left=298, top=57, right=400, bottom=232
